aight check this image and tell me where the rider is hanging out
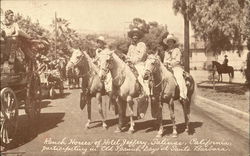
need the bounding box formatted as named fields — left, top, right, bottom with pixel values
left=93, top=36, right=113, bottom=92
left=126, top=27, right=148, bottom=86
left=93, top=36, right=118, bottom=110
left=126, top=27, right=149, bottom=117
left=126, top=27, right=147, bottom=78
left=163, top=34, right=187, bottom=102
left=222, top=55, right=228, bottom=69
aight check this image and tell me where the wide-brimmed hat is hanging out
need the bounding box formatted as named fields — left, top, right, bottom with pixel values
left=96, top=36, right=106, bottom=44
left=224, top=55, right=228, bottom=57
left=128, top=28, right=144, bottom=39
left=163, top=34, right=178, bottom=45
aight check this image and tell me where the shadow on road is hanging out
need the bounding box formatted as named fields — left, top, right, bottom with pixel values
left=40, top=100, right=52, bottom=109
left=162, top=121, right=203, bottom=137
left=134, top=119, right=172, bottom=133
left=5, top=112, right=65, bottom=151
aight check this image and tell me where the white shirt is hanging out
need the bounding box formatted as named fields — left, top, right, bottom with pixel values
left=163, top=47, right=182, bottom=67
left=127, top=42, right=147, bottom=64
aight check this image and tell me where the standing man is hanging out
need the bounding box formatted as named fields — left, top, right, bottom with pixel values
left=163, top=34, right=187, bottom=102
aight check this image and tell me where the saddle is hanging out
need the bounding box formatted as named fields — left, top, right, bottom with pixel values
left=165, top=64, right=192, bottom=88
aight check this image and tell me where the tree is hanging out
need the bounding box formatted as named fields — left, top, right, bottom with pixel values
left=50, top=17, right=82, bottom=57
left=128, top=18, right=169, bottom=60
left=184, top=0, right=247, bottom=55
left=173, top=0, right=196, bottom=72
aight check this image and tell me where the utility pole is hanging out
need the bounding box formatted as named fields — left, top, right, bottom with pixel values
left=184, top=0, right=190, bottom=73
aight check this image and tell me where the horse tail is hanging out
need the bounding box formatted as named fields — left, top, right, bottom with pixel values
left=188, top=76, right=197, bottom=115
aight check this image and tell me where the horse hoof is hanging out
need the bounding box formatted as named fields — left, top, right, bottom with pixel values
left=85, top=124, right=90, bottom=129
left=114, top=128, right=122, bottom=133
left=102, top=124, right=108, bottom=130
left=127, top=129, right=134, bottom=134
left=185, top=128, right=189, bottom=132
left=156, top=134, right=162, bottom=138
left=172, top=133, right=178, bottom=138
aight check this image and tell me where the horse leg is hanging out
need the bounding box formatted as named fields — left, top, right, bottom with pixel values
left=169, top=98, right=177, bottom=137
left=221, top=74, right=223, bottom=82
left=156, top=96, right=163, bottom=138
left=181, top=99, right=190, bottom=133
left=127, top=96, right=135, bottom=134
left=85, top=97, right=91, bottom=129
left=96, top=92, right=107, bottom=129
left=115, top=97, right=124, bottom=133
left=229, top=73, right=232, bottom=83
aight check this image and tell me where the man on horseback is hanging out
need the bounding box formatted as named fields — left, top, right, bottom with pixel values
left=163, top=34, right=187, bottom=102
left=222, top=55, right=229, bottom=69
left=126, top=28, right=149, bottom=95
left=93, top=36, right=116, bottom=110
left=125, top=28, right=150, bottom=118
left=93, top=36, right=113, bottom=93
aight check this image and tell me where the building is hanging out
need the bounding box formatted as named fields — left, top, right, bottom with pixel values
left=190, top=41, right=248, bottom=70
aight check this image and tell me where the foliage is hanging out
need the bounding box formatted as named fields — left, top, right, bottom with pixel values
left=173, top=0, right=249, bottom=55
left=15, top=13, right=50, bottom=40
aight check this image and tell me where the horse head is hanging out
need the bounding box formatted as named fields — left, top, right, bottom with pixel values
left=98, top=51, right=114, bottom=81
left=66, top=50, right=83, bottom=70
left=143, top=54, right=160, bottom=80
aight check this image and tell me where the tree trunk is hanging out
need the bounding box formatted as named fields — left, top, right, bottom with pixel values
left=184, top=14, right=190, bottom=73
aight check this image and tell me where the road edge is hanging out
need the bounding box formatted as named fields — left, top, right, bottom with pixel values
left=196, top=95, right=249, bottom=122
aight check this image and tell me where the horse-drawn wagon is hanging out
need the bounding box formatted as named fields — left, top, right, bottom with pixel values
left=0, top=35, right=43, bottom=149
left=39, top=63, right=64, bottom=99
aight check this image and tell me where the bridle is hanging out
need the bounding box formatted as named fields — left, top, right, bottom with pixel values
left=145, top=58, right=164, bottom=87
left=100, top=55, right=126, bottom=86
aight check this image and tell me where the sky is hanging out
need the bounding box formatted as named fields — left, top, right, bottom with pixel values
left=1, top=0, right=194, bottom=42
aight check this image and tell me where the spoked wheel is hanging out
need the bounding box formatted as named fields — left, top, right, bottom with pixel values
left=26, top=73, right=42, bottom=131
left=0, top=87, right=19, bottom=149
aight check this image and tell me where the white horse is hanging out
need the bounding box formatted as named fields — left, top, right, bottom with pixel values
left=66, top=49, right=108, bottom=129
left=98, top=51, right=146, bottom=133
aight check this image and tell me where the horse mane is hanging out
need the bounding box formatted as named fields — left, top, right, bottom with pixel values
left=82, top=50, right=99, bottom=74
left=111, top=52, right=137, bottom=79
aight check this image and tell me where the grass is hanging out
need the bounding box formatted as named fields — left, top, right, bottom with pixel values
left=197, top=83, right=249, bottom=113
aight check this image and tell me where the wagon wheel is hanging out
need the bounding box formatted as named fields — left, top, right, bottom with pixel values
left=25, top=73, right=41, bottom=123
left=0, top=87, right=19, bottom=147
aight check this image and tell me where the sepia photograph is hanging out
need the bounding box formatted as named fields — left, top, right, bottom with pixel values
left=0, top=0, right=249, bottom=155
